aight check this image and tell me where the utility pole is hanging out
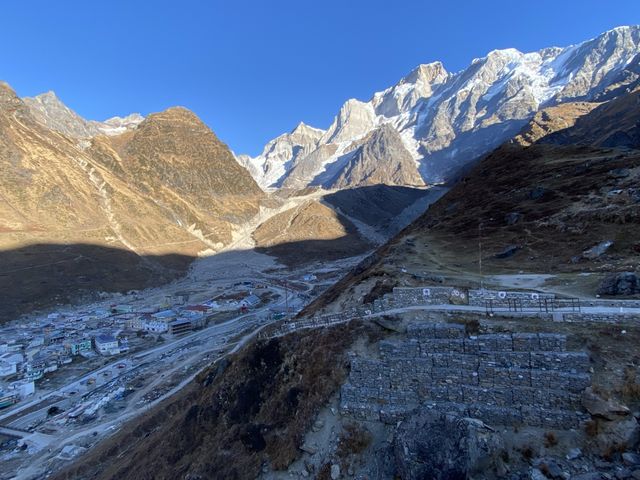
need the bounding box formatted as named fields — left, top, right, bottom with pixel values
left=478, top=222, right=484, bottom=291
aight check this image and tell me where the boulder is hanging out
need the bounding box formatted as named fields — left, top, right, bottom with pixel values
left=566, top=448, right=582, bottom=460
left=373, top=316, right=406, bottom=333
left=582, top=387, right=631, bottom=420
left=595, top=417, right=640, bottom=452
left=393, top=409, right=504, bottom=480
left=609, top=168, right=631, bottom=178
left=597, top=272, right=640, bottom=296
left=582, top=241, right=613, bottom=260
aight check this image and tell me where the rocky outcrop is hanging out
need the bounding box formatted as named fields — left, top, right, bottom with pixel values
left=541, top=87, right=640, bottom=148
left=512, top=102, right=599, bottom=146
left=394, top=409, right=504, bottom=480
left=598, top=272, right=640, bottom=296
left=327, top=125, right=425, bottom=189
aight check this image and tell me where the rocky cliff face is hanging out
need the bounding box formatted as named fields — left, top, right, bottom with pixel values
left=327, top=125, right=425, bottom=189
left=237, top=122, right=325, bottom=189
left=242, top=26, right=640, bottom=188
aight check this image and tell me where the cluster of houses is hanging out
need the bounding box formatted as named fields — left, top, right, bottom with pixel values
left=0, top=291, right=264, bottom=410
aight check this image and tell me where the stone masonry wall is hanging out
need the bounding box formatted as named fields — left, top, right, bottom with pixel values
left=468, top=289, right=556, bottom=308
left=392, top=287, right=466, bottom=306
left=563, top=313, right=640, bottom=323
left=340, top=322, right=591, bottom=429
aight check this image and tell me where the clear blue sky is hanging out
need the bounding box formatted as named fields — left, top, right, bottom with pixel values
left=1, top=1, right=638, bottom=155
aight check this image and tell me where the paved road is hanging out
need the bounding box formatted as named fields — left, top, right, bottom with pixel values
left=0, top=284, right=292, bottom=427
left=369, top=303, right=640, bottom=316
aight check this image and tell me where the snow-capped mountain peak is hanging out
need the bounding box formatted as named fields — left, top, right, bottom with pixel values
left=240, top=26, right=640, bottom=188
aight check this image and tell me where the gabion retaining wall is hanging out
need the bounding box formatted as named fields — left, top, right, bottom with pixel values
left=340, top=322, right=591, bottom=429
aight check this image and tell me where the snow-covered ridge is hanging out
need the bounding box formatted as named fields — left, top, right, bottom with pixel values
left=240, top=25, right=640, bottom=188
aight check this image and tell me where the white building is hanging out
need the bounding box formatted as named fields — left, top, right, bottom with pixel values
left=94, top=335, right=120, bottom=355
left=240, top=294, right=261, bottom=309
left=143, top=318, right=169, bottom=333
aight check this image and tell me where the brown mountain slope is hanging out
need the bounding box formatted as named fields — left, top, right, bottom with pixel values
left=301, top=89, right=640, bottom=314
left=512, top=102, right=600, bottom=146
left=0, top=82, right=262, bottom=322
left=253, top=200, right=372, bottom=265
left=540, top=86, right=640, bottom=148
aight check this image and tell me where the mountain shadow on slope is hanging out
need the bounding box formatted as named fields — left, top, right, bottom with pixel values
left=322, top=185, right=434, bottom=227
left=0, top=243, right=193, bottom=324
left=1, top=230, right=382, bottom=323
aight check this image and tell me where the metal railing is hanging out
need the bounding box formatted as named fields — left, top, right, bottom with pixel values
left=485, top=298, right=581, bottom=314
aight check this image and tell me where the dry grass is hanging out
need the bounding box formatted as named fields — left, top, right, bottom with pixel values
left=337, top=423, right=372, bottom=458
left=602, top=442, right=627, bottom=461
left=543, top=431, right=558, bottom=448
left=585, top=420, right=599, bottom=437
left=621, top=366, right=640, bottom=404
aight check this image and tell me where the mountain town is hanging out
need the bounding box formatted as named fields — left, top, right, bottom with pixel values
left=0, top=7, right=639, bottom=480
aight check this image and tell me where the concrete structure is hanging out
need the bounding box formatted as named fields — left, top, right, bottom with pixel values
left=0, top=360, right=17, bottom=378
left=169, top=319, right=193, bottom=336
left=143, top=318, right=170, bottom=333
left=64, top=338, right=92, bottom=356
left=8, top=379, right=35, bottom=399
left=94, top=335, right=119, bottom=356
left=126, top=316, right=147, bottom=331
left=0, top=353, right=23, bottom=378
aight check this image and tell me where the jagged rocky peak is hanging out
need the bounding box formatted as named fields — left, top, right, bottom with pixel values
left=406, top=61, right=449, bottom=85
left=373, top=62, right=449, bottom=118
left=555, top=25, right=640, bottom=101
left=101, top=113, right=145, bottom=134
left=321, top=98, right=377, bottom=144
left=328, top=124, right=425, bottom=189
left=238, top=120, right=326, bottom=189
left=291, top=121, right=324, bottom=138
left=23, top=90, right=144, bottom=139
left=0, top=81, right=27, bottom=112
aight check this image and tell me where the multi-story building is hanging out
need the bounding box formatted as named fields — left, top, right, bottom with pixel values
left=94, top=334, right=120, bottom=355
